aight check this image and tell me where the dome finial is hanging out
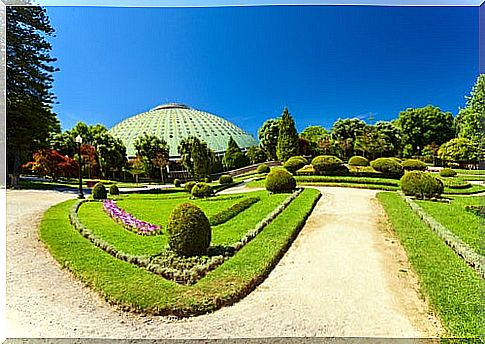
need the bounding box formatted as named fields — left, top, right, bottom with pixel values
left=151, top=103, right=190, bottom=111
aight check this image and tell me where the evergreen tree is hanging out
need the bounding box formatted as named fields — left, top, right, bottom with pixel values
left=276, top=108, right=300, bottom=161
left=222, top=137, right=249, bottom=170
left=178, top=136, right=214, bottom=179
left=258, top=118, right=280, bottom=160
left=7, top=6, right=60, bottom=180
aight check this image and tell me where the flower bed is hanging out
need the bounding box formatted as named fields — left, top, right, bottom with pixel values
left=103, top=199, right=162, bottom=235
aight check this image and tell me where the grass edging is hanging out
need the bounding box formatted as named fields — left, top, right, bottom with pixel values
left=398, top=192, right=485, bottom=279
left=376, top=192, right=484, bottom=338
left=42, top=188, right=321, bottom=316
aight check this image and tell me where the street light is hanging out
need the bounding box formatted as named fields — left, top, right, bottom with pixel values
left=75, top=135, right=84, bottom=199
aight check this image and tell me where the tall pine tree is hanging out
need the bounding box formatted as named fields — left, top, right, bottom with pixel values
left=276, top=107, right=300, bottom=161
left=222, top=136, right=249, bottom=170
left=7, top=6, right=60, bottom=180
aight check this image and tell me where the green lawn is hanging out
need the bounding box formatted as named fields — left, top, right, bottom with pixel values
left=77, top=191, right=288, bottom=256
left=39, top=188, right=321, bottom=316
left=377, top=192, right=484, bottom=338
left=454, top=169, right=485, bottom=175
left=415, top=197, right=482, bottom=254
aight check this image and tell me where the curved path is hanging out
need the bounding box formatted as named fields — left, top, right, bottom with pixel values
left=6, top=187, right=442, bottom=338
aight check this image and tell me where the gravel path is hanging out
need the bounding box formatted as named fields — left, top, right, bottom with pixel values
left=6, top=187, right=442, bottom=338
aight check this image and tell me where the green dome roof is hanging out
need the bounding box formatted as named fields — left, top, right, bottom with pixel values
left=109, top=103, right=259, bottom=157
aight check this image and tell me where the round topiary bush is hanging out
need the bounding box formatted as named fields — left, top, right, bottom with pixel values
left=265, top=169, right=296, bottom=193
left=390, top=157, right=402, bottom=163
left=401, top=159, right=427, bottom=171
left=348, top=156, right=369, bottom=166
left=191, top=182, right=214, bottom=198
left=400, top=171, right=444, bottom=199
left=219, top=174, right=233, bottom=184
left=440, top=168, right=457, bottom=177
left=184, top=181, right=197, bottom=193
left=167, top=202, right=211, bottom=256
left=257, top=163, right=270, bottom=174
left=92, top=182, right=107, bottom=200
left=173, top=179, right=181, bottom=187
left=311, top=155, right=348, bottom=175
left=283, top=156, right=308, bottom=174
left=370, top=158, right=404, bottom=177
left=109, top=184, right=119, bottom=196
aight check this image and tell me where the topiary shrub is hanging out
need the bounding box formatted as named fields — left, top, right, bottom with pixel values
left=400, top=171, right=444, bottom=199
left=390, top=157, right=402, bottom=163
left=348, top=156, right=369, bottom=166
left=265, top=169, right=296, bottom=193
left=191, top=182, right=214, bottom=198
left=311, top=155, right=349, bottom=175
left=167, top=202, right=211, bottom=256
left=173, top=179, right=181, bottom=187
left=204, top=177, right=211, bottom=183
left=401, top=159, right=427, bottom=171
left=283, top=156, right=308, bottom=174
left=184, top=181, right=197, bottom=193
left=440, top=168, right=457, bottom=177
left=370, top=158, right=404, bottom=177
left=92, top=182, right=107, bottom=200
left=257, top=163, right=270, bottom=174
left=109, top=184, right=119, bottom=196
left=219, top=174, right=233, bottom=184
left=296, top=164, right=315, bottom=176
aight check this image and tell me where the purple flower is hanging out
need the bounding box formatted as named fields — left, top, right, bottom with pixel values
left=102, top=200, right=162, bottom=235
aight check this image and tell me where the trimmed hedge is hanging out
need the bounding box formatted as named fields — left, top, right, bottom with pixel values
left=400, top=171, right=443, bottom=199
left=208, top=197, right=260, bottom=226
left=402, top=159, right=427, bottom=171
left=92, top=183, right=107, bottom=200
left=184, top=181, right=197, bottom=193
left=265, top=169, right=296, bottom=193
left=283, top=156, right=308, bottom=174
left=348, top=156, right=369, bottom=166
left=109, top=184, right=119, bottom=196
left=257, top=163, right=270, bottom=174
left=440, top=168, right=457, bottom=177
left=311, top=155, right=348, bottom=175
left=191, top=182, right=214, bottom=198
left=295, top=165, right=315, bottom=176
left=370, top=158, right=404, bottom=177
left=173, top=179, right=181, bottom=187
left=167, top=203, right=211, bottom=257
left=219, top=175, right=234, bottom=184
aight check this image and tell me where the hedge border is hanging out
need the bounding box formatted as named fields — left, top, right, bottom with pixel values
left=398, top=191, right=485, bottom=279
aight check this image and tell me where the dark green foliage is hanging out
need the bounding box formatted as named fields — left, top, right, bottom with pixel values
left=245, top=146, right=267, bottom=164
left=455, top=75, right=485, bottom=147
left=167, top=203, right=211, bottom=256
left=7, top=6, right=61, bottom=177
left=389, top=157, right=402, bottom=163
left=109, top=184, right=119, bottom=196
left=92, top=183, right=107, bottom=200
left=258, top=118, right=280, bottom=160
left=440, top=168, right=457, bottom=177
left=257, top=163, right=270, bottom=174
left=311, top=155, right=348, bottom=175
left=219, top=175, right=233, bottom=184
left=401, top=159, right=427, bottom=171
left=173, top=179, right=181, bottom=187
left=134, top=133, right=169, bottom=180
left=204, top=177, right=211, bottom=183
left=184, top=181, right=197, bottom=193
left=178, top=136, right=216, bottom=179
left=191, top=182, right=214, bottom=198
left=400, top=171, right=444, bottom=199
left=276, top=108, right=300, bottom=161
left=370, top=158, right=404, bottom=177
left=348, top=156, right=369, bottom=166
left=208, top=197, right=260, bottom=225
left=265, top=169, right=297, bottom=193
left=283, top=156, right=308, bottom=174
left=222, top=136, right=249, bottom=170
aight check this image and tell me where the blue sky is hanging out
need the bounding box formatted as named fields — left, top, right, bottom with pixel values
left=46, top=5, right=479, bottom=137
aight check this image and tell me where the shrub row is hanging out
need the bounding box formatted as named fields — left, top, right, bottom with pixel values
left=398, top=192, right=485, bottom=279
left=295, top=175, right=399, bottom=186
left=440, top=178, right=471, bottom=189
left=208, top=197, right=261, bottom=226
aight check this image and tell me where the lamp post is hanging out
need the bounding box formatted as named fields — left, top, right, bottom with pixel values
left=75, top=135, right=84, bottom=199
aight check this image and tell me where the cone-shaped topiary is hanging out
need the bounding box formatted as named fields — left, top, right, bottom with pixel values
left=402, top=159, right=427, bottom=171
left=219, top=174, right=233, bottom=184
left=109, top=184, right=119, bottom=196
left=276, top=108, right=300, bottom=162
left=401, top=171, right=444, bottom=199
left=92, top=182, right=107, bottom=199
left=283, top=156, right=308, bottom=174
left=167, top=203, right=211, bottom=256
left=265, top=169, right=296, bottom=193
left=191, top=182, right=214, bottom=198
left=348, top=156, right=369, bottom=166
left=257, top=163, right=270, bottom=174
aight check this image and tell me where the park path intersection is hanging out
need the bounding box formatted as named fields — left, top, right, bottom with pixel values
left=6, top=187, right=442, bottom=338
